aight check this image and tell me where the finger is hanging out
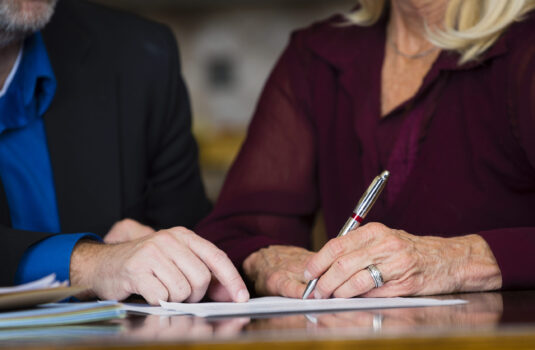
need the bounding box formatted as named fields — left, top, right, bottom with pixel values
left=305, top=223, right=385, bottom=280
left=207, top=278, right=233, bottom=302
left=332, top=268, right=376, bottom=298
left=314, top=249, right=372, bottom=299
left=333, top=263, right=391, bottom=298
left=133, top=273, right=169, bottom=305
left=362, top=282, right=410, bottom=298
left=147, top=255, right=192, bottom=302
left=277, top=275, right=307, bottom=298
left=159, top=241, right=211, bottom=303
left=305, top=234, right=364, bottom=281
left=176, top=229, right=249, bottom=303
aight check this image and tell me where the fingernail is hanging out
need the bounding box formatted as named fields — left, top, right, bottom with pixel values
left=236, top=289, right=249, bottom=303
left=304, top=270, right=312, bottom=280
left=314, top=291, right=322, bottom=299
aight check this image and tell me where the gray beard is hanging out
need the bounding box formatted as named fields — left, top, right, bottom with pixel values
left=0, top=0, right=58, bottom=48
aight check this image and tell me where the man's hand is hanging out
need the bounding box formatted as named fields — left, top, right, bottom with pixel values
left=243, top=245, right=314, bottom=298
left=305, top=222, right=502, bottom=298
left=70, top=227, right=250, bottom=305
left=104, top=219, right=155, bottom=244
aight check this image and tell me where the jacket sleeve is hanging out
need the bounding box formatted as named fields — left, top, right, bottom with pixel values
left=14, top=233, right=101, bottom=285
left=0, top=225, right=51, bottom=285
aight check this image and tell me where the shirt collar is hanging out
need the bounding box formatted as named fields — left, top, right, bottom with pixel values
left=304, top=14, right=509, bottom=74
left=0, top=32, right=57, bottom=133
left=0, top=48, right=22, bottom=98
left=20, top=32, right=57, bottom=116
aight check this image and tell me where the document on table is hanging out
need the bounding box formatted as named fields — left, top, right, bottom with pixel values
left=0, top=302, right=125, bottom=328
left=121, top=303, right=185, bottom=316
left=0, top=274, right=86, bottom=310
left=124, top=296, right=467, bottom=317
left=0, top=274, right=63, bottom=294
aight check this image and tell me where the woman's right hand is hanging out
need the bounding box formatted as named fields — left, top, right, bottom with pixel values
left=243, top=245, right=314, bottom=298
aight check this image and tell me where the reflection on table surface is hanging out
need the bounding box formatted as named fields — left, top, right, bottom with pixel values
left=117, top=292, right=506, bottom=340
left=2, top=291, right=535, bottom=348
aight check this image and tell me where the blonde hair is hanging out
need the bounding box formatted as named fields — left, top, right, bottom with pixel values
left=346, top=0, right=535, bottom=64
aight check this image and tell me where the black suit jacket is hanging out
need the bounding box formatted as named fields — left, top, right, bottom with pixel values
left=0, top=0, right=212, bottom=285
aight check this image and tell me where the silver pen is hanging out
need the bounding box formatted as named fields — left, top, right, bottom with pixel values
left=302, top=170, right=390, bottom=299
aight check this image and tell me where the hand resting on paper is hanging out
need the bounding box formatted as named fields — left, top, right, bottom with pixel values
left=243, top=222, right=502, bottom=299
left=305, top=222, right=502, bottom=298
left=70, top=224, right=249, bottom=305
left=243, top=245, right=314, bottom=298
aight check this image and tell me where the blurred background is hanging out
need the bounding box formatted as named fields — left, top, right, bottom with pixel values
left=95, top=0, right=354, bottom=200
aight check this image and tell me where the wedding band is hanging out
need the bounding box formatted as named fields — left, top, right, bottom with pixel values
left=367, top=264, right=384, bottom=288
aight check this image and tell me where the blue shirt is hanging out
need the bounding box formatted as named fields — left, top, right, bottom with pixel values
left=0, top=33, right=100, bottom=284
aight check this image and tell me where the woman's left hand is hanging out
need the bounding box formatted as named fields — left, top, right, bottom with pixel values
left=304, top=222, right=502, bottom=299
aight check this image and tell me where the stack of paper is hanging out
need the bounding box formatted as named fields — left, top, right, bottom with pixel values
left=0, top=302, right=125, bottom=329
left=0, top=274, right=86, bottom=310
left=0, top=274, right=63, bottom=294
left=0, top=276, right=125, bottom=328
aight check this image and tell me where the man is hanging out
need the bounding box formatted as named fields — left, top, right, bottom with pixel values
left=0, top=0, right=249, bottom=304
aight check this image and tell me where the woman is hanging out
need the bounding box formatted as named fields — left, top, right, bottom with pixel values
left=197, top=0, right=535, bottom=299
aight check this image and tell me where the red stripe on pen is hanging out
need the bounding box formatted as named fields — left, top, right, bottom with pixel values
left=351, top=213, right=364, bottom=223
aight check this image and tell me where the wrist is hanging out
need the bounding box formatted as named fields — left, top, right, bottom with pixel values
left=452, top=234, right=502, bottom=292
left=70, top=240, right=105, bottom=299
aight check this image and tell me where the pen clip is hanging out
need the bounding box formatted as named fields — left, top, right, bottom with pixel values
left=354, top=170, right=389, bottom=219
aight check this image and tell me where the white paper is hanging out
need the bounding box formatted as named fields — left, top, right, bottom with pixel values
left=159, top=296, right=467, bottom=317
left=120, top=303, right=185, bottom=316
left=0, top=274, right=63, bottom=294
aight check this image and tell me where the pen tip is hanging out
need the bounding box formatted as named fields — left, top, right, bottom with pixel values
left=381, top=170, right=390, bottom=179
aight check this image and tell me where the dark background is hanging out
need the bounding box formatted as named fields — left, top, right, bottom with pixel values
left=94, top=0, right=354, bottom=199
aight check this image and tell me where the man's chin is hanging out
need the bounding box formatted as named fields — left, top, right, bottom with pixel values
left=0, top=0, right=57, bottom=47
left=0, top=0, right=57, bottom=32
left=19, top=0, right=57, bottom=16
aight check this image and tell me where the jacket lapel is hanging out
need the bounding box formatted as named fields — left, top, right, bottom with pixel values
left=41, top=1, right=122, bottom=235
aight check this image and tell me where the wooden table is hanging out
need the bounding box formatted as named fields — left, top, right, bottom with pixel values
left=2, top=291, right=535, bottom=350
